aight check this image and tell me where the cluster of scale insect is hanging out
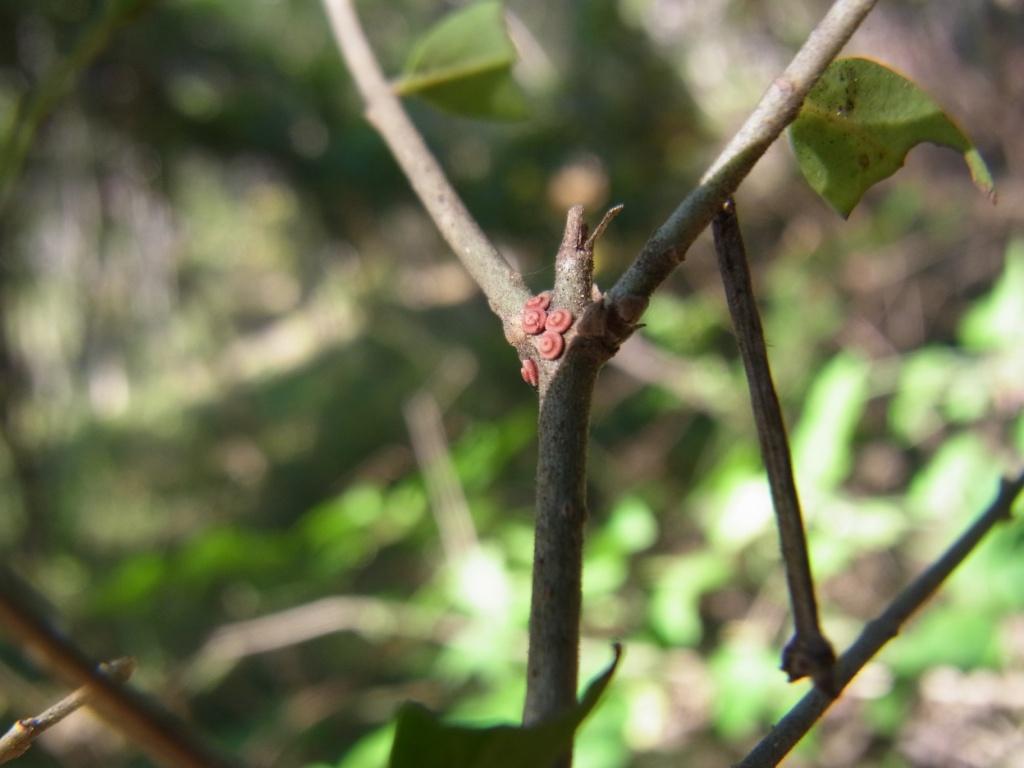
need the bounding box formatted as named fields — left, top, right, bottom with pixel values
left=519, top=291, right=574, bottom=387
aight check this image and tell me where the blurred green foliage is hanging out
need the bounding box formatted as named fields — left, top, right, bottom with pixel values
left=0, top=1, right=1021, bottom=767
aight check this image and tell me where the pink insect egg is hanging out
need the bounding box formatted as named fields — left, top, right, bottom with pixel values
left=536, top=330, right=565, bottom=360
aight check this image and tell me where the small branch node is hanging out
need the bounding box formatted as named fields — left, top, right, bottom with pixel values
left=0, top=657, right=137, bottom=765
left=713, top=198, right=835, bottom=691
left=613, top=294, right=649, bottom=326
left=584, top=203, right=625, bottom=252
left=782, top=632, right=837, bottom=695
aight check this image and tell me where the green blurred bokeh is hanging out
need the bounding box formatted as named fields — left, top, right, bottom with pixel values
left=0, top=1, right=1021, bottom=766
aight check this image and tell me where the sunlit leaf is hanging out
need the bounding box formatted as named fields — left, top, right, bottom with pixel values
left=889, top=347, right=960, bottom=443
left=394, top=1, right=528, bottom=120
left=89, top=553, right=166, bottom=613
left=447, top=546, right=511, bottom=619
left=809, top=498, right=908, bottom=579
left=388, top=645, right=621, bottom=768
left=333, top=724, right=395, bottom=768
left=907, top=433, right=998, bottom=525
left=709, top=638, right=796, bottom=739
left=649, top=553, right=729, bottom=645
left=885, top=607, right=998, bottom=676
left=789, top=57, right=995, bottom=217
left=959, top=239, right=1024, bottom=351
left=600, top=496, right=658, bottom=554
left=792, top=352, right=870, bottom=497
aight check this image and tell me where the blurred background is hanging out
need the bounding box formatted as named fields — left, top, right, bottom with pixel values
left=0, top=0, right=1022, bottom=766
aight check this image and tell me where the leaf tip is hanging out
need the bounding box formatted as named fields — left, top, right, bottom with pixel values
left=963, top=147, right=996, bottom=205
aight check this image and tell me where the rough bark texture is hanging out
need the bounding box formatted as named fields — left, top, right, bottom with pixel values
left=713, top=200, right=835, bottom=691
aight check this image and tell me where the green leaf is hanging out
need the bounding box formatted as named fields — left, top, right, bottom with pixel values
left=958, top=239, right=1024, bottom=351
left=889, top=347, right=960, bottom=443
left=334, top=724, right=395, bottom=768
left=789, top=57, right=995, bottom=217
left=649, top=553, right=730, bottom=645
left=791, top=351, right=870, bottom=496
left=387, top=645, right=622, bottom=768
left=709, top=637, right=797, bottom=739
left=394, top=1, right=528, bottom=120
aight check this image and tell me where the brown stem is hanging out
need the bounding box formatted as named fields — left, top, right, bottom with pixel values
left=0, top=568, right=239, bottom=768
left=321, top=0, right=531, bottom=343
left=712, top=199, right=835, bottom=691
left=0, top=657, right=136, bottom=764
left=607, top=0, right=879, bottom=321
left=524, top=356, right=598, bottom=727
left=523, top=208, right=621, bottom=768
left=735, top=470, right=1024, bottom=768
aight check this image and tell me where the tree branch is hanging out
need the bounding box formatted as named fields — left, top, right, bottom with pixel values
left=523, top=207, right=620, bottom=767
left=712, top=200, right=834, bottom=691
left=321, top=0, right=531, bottom=344
left=0, top=568, right=239, bottom=768
left=607, top=0, right=878, bottom=316
left=0, top=657, right=135, bottom=764
left=735, top=470, right=1024, bottom=768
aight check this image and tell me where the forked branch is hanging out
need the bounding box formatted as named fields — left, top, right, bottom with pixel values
left=735, top=471, right=1024, bottom=768
left=713, top=199, right=835, bottom=691
left=0, top=568, right=238, bottom=768
left=322, top=0, right=531, bottom=343
left=607, top=0, right=879, bottom=318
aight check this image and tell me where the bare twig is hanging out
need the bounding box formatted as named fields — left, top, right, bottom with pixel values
left=0, top=657, right=135, bottom=764
left=404, top=390, right=478, bottom=562
left=607, top=0, right=878, bottom=319
left=584, top=204, right=624, bottom=253
left=712, top=199, right=835, bottom=691
left=0, top=568, right=239, bottom=768
left=186, top=595, right=467, bottom=693
left=321, top=0, right=531, bottom=343
left=735, top=470, right=1024, bottom=768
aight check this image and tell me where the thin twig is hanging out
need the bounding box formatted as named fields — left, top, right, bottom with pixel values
left=735, top=470, right=1024, bottom=768
left=0, top=657, right=135, bottom=764
left=404, top=390, right=478, bottom=562
left=186, top=595, right=467, bottom=693
left=0, top=568, right=239, bottom=768
left=607, top=0, right=878, bottom=318
left=584, top=204, right=624, bottom=253
left=712, top=199, right=835, bottom=691
left=321, top=0, right=531, bottom=343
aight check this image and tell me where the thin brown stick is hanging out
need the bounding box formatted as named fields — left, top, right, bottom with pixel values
left=607, top=0, right=878, bottom=319
left=712, top=199, right=835, bottom=691
left=0, top=568, right=239, bottom=768
left=321, top=0, right=530, bottom=344
left=735, top=470, right=1024, bottom=768
left=0, top=657, right=135, bottom=764
left=404, top=390, right=478, bottom=562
